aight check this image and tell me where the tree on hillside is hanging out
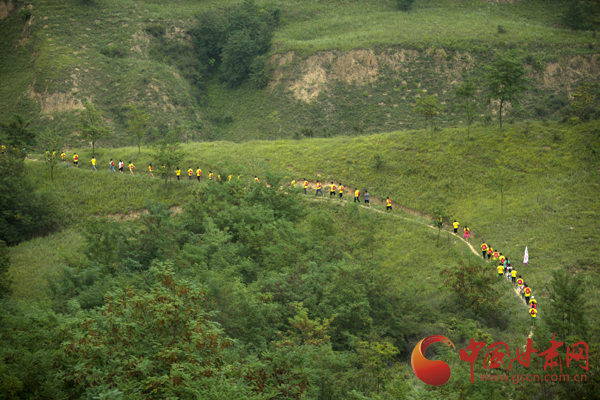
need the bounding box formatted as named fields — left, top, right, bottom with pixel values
left=455, top=80, right=478, bottom=139
left=544, top=268, right=589, bottom=339
left=79, top=102, right=110, bottom=157
left=126, top=104, right=150, bottom=154
left=413, top=90, right=442, bottom=139
left=485, top=52, right=527, bottom=129
left=0, top=114, right=36, bottom=156
left=38, top=129, right=63, bottom=181
left=154, top=127, right=184, bottom=187
left=0, top=117, right=57, bottom=244
left=440, top=260, right=502, bottom=313
left=487, top=162, right=515, bottom=216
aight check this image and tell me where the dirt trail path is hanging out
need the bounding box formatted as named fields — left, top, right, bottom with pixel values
left=301, top=181, right=534, bottom=337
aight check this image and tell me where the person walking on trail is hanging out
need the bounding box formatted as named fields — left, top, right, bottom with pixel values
left=529, top=297, right=537, bottom=309
left=228, top=174, right=232, bottom=181
left=218, top=174, right=222, bottom=182
left=487, top=245, right=493, bottom=261
left=521, top=283, right=527, bottom=300
left=364, top=190, right=370, bottom=207
left=481, top=241, right=488, bottom=260
left=109, top=158, right=116, bottom=172
left=176, top=167, right=181, bottom=180
left=354, top=188, right=360, bottom=203
left=209, top=171, right=214, bottom=181
left=303, top=179, right=308, bottom=194
left=128, top=161, right=135, bottom=176
left=291, top=178, right=295, bottom=187
left=516, top=276, right=523, bottom=288
left=499, top=253, right=505, bottom=265
left=237, top=174, right=241, bottom=180
left=254, top=176, right=259, bottom=183
left=497, top=263, right=504, bottom=281
left=493, top=249, right=499, bottom=261
left=148, top=164, right=155, bottom=178
left=196, top=167, right=202, bottom=182
left=91, top=157, right=97, bottom=171
left=339, top=183, right=344, bottom=199
left=187, top=167, right=193, bottom=180
left=119, top=160, right=124, bottom=173
left=161, top=165, right=166, bottom=179
left=386, top=197, right=392, bottom=211
left=463, top=226, right=470, bottom=241
left=73, top=153, right=79, bottom=167
left=330, top=182, right=336, bottom=198
left=506, top=263, right=512, bottom=281
left=523, top=285, right=532, bottom=305
left=61, top=151, right=66, bottom=161
left=453, top=220, right=460, bottom=234
left=511, top=267, right=517, bottom=284
left=529, top=307, right=537, bottom=326
left=315, top=181, right=324, bottom=196
left=45, top=149, right=50, bottom=160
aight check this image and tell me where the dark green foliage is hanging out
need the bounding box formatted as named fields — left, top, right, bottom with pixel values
left=543, top=268, right=589, bottom=339
left=98, top=44, right=127, bottom=59
left=144, top=24, right=166, bottom=38
left=397, top=0, right=415, bottom=12
left=0, top=117, right=58, bottom=244
left=190, top=0, right=278, bottom=87
left=0, top=241, right=10, bottom=299
left=562, top=1, right=599, bottom=31
left=497, top=24, right=507, bottom=34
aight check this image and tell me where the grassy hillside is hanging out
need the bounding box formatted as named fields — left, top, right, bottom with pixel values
left=1, top=0, right=598, bottom=144
left=17, top=120, right=600, bottom=336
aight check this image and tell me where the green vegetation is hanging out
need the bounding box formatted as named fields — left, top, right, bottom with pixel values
left=0, top=0, right=599, bottom=397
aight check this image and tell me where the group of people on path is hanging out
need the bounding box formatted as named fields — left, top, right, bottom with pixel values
left=296, top=179, right=393, bottom=211
left=51, top=150, right=538, bottom=325
left=453, top=219, right=537, bottom=325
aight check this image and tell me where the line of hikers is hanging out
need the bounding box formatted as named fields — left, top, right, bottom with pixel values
left=295, top=179, right=393, bottom=211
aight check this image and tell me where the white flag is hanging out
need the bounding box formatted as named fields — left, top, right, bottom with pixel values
left=524, top=246, right=529, bottom=265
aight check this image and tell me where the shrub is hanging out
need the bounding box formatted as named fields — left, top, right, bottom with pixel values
left=99, top=44, right=127, bottom=59
left=144, top=24, right=166, bottom=37
left=497, top=25, right=507, bottom=34
left=397, top=0, right=415, bottom=11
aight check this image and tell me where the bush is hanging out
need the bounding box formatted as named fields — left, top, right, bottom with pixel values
left=144, top=24, right=166, bottom=38
left=99, top=44, right=127, bottom=59
left=249, top=54, right=273, bottom=89
left=497, top=25, right=507, bottom=34
left=397, top=0, right=415, bottom=11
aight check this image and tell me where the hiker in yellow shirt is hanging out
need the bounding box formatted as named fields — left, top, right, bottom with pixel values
left=354, top=188, right=360, bottom=203
left=128, top=161, right=135, bottom=176
left=511, top=268, right=517, bottom=284
left=303, top=179, right=308, bottom=194
left=452, top=220, right=460, bottom=234
left=497, top=264, right=504, bottom=280
left=330, top=182, right=336, bottom=198
left=61, top=151, right=66, bottom=161
left=196, top=168, right=202, bottom=182
left=529, top=308, right=537, bottom=325
left=187, top=167, right=193, bottom=180
left=91, top=157, right=97, bottom=171
left=386, top=197, right=392, bottom=211
left=493, top=250, right=499, bottom=261
left=209, top=171, right=214, bottom=181
left=218, top=174, right=222, bottom=182
left=339, top=183, right=344, bottom=199
left=148, top=164, right=154, bottom=178
left=228, top=174, right=232, bottom=181
left=1, top=144, right=5, bottom=154
left=487, top=246, right=493, bottom=261
left=291, top=178, right=295, bottom=188
left=161, top=165, right=166, bottom=179
left=481, top=242, right=488, bottom=260
left=315, top=181, right=323, bottom=196
left=254, top=176, right=259, bottom=183
left=176, top=167, right=181, bottom=180
left=73, top=153, right=79, bottom=167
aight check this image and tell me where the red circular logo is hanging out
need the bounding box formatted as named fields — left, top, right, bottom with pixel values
left=411, top=335, right=455, bottom=386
